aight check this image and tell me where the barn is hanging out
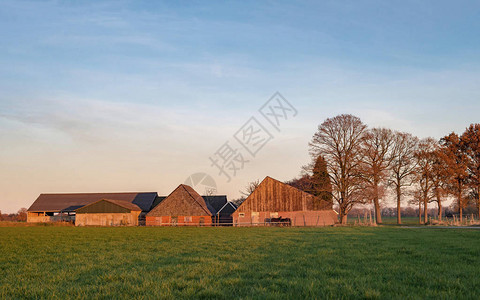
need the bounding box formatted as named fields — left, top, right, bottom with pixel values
left=27, top=192, right=159, bottom=225
left=75, top=199, right=142, bottom=226
left=146, top=184, right=215, bottom=226
left=232, top=176, right=338, bottom=226
left=203, top=195, right=236, bottom=225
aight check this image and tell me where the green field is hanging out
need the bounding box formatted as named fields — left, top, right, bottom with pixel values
left=1, top=226, right=480, bottom=299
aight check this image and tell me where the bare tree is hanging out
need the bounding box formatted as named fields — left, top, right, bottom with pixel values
left=309, top=114, right=367, bottom=224
left=240, top=179, right=260, bottom=198
left=360, top=128, right=395, bottom=224
left=414, top=138, right=437, bottom=224
left=389, top=131, right=419, bottom=224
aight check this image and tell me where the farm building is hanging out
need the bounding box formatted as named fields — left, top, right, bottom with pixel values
left=146, top=184, right=217, bottom=226
left=27, top=192, right=159, bottom=225
left=203, top=195, right=237, bottom=225
left=232, top=176, right=338, bottom=226
left=75, top=199, right=142, bottom=226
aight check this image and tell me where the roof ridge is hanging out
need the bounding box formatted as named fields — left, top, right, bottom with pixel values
left=266, top=176, right=317, bottom=197
left=76, top=198, right=141, bottom=211
left=181, top=185, right=211, bottom=215
left=39, top=192, right=157, bottom=195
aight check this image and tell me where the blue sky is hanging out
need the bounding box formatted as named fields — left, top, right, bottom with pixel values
left=1, top=0, right=480, bottom=212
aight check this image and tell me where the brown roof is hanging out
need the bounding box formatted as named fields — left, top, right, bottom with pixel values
left=76, top=199, right=142, bottom=212
left=27, top=192, right=158, bottom=212
left=146, top=184, right=213, bottom=217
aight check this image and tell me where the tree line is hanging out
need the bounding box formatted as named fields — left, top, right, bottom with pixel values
left=290, top=114, right=480, bottom=225
left=0, top=208, right=27, bottom=222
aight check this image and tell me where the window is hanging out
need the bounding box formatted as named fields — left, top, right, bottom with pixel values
left=184, top=216, right=192, bottom=222
left=239, top=213, right=245, bottom=218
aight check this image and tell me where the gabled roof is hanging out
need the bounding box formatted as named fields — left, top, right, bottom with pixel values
left=235, top=176, right=332, bottom=212
left=217, top=201, right=237, bottom=216
left=150, top=196, right=167, bottom=210
left=76, top=199, right=142, bottom=213
left=146, top=184, right=213, bottom=217
left=202, top=195, right=228, bottom=215
left=28, top=192, right=158, bottom=212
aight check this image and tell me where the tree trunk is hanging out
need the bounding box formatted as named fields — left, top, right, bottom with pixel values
left=458, top=187, right=463, bottom=223
left=477, top=189, right=480, bottom=220
left=373, top=179, right=382, bottom=224
left=374, top=197, right=382, bottom=224
left=418, top=201, right=422, bottom=224
left=437, top=192, right=442, bottom=221
left=438, top=199, right=443, bottom=221
left=396, top=185, right=402, bottom=225
left=459, top=206, right=463, bottom=223
left=339, top=209, right=347, bottom=224
left=424, top=199, right=428, bottom=224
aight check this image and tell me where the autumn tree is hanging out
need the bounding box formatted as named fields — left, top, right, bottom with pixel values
left=389, top=132, right=419, bottom=224
left=430, top=148, right=449, bottom=220
left=414, top=138, right=437, bottom=224
left=360, top=128, right=395, bottom=224
left=441, top=133, right=469, bottom=222
left=309, top=114, right=367, bottom=224
left=460, top=124, right=480, bottom=218
left=16, top=208, right=27, bottom=222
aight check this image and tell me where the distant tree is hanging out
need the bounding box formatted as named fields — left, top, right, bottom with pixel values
left=16, top=208, right=27, bottom=222
left=240, top=179, right=260, bottom=198
left=360, top=128, right=395, bottom=224
left=309, top=114, right=368, bottom=224
left=441, top=132, right=469, bottom=222
left=430, top=148, right=449, bottom=220
left=232, top=179, right=261, bottom=207
left=285, top=174, right=313, bottom=193
left=414, top=138, right=437, bottom=224
left=231, top=197, right=246, bottom=207
left=389, top=131, right=419, bottom=224
left=460, top=124, right=480, bottom=217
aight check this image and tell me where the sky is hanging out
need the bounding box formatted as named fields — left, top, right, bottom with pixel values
left=1, top=0, right=480, bottom=213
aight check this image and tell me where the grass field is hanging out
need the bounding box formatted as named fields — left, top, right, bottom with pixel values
left=1, top=226, right=480, bottom=299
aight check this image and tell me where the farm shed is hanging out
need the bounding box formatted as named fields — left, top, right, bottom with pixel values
left=27, top=192, right=158, bottom=224
left=203, top=196, right=236, bottom=225
left=146, top=184, right=214, bottom=226
left=232, top=176, right=337, bottom=226
left=75, top=199, right=142, bottom=226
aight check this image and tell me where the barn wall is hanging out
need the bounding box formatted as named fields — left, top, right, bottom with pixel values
left=75, top=212, right=141, bottom=226
left=27, top=212, right=75, bottom=223
left=233, top=210, right=337, bottom=226
left=146, top=215, right=213, bottom=226
left=235, top=177, right=332, bottom=213
left=27, top=212, right=52, bottom=223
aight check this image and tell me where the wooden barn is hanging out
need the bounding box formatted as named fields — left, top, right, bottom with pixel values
left=146, top=184, right=215, bottom=226
left=232, top=176, right=338, bottom=226
left=75, top=199, right=142, bottom=226
left=27, top=192, right=159, bottom=225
